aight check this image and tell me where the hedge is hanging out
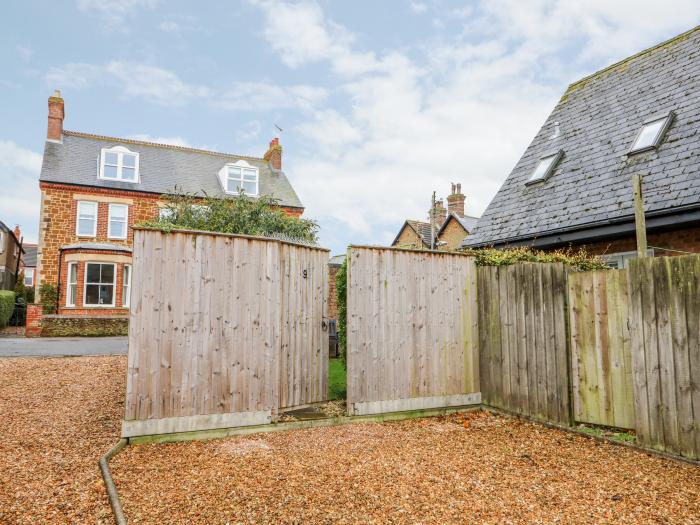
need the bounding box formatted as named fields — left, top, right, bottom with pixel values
left=335, top=256, right=348, bottom=368
left=0, top=290, right=15, bottom=328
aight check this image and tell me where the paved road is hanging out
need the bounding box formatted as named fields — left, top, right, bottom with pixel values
left=0, top=336, right=128, bottom=357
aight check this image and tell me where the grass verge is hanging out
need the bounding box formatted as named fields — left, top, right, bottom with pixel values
left=328, top=358, right=346, bottom=400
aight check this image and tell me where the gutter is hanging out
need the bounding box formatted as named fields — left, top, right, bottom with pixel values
left=99, top=439, right=128, bottom=525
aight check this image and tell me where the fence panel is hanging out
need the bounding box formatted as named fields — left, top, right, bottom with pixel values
left=124, top=228, right=328, bottom=437
left=478, top=262, right=571, bottom=425
left=628, top=255, right=700, bottom=460
left=568, top=270, right=635, bottom=429
left=346, top=246, right=480, bottom=415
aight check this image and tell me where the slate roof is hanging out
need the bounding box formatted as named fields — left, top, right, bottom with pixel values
left=40, top=131, right=304, bottom=209
left=61, top=242, right=132, bottom=253
left=22, top=245, right=37, bottom=267
left=438, top=213, right=480, bottom=236
left=329, top=254, right=346, bottom=267
left=464, top=26, right=700, bottom=248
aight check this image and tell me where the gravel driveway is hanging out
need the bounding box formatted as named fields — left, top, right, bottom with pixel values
left=0, top=336, right=127, bottom=357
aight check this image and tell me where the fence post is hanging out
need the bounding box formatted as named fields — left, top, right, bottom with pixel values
left=26, top=304, right=43, bottom=337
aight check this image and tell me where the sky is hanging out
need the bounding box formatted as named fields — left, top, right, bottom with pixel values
left=1, top=1, right=699, bottom=255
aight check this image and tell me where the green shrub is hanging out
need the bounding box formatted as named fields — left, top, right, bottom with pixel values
left=0, top=290, right=15, bottom=328
left=14, top=273, right=35, bottom=304
left=138, top=190, right=319, bottom=243
left=39, top=283, right=58, bottom=314
left=459, top=246, right=609, bottom=272
left=335, top=256, right=348, bottom=368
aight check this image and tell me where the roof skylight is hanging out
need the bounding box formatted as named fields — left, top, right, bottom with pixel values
left=526, top=150, right=563, bottom=185
left=629, top=112, right=673, bottom=154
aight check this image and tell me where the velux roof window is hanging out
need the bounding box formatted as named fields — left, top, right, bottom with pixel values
left=629, top=112, right=673, bottom=154
left=526, top=150, right=563, bottom=185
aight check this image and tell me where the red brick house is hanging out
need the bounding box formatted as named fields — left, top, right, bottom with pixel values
left=392, top=183, right=479, bottom=250
left=36, top=91, right=304, bottom=316
left=463, top=27, right=700, bottom=267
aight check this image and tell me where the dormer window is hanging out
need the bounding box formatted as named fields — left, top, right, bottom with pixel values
left=99, top=146, right=139, bottom=182
left=629, top=112, right=673, bottom=154
left=526, top=150, right=563, bottom=185
left=218, top=160, right=258, bottom=196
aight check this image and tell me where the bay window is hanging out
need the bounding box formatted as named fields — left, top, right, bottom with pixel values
left=83, top=262, right=116, bottom=307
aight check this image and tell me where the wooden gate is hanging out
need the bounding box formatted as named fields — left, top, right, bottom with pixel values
left=346, top=246, right=480, bottom=416
left=123, top=228, right=328, bottom=438
left=568, top=270, right=634, bottom=429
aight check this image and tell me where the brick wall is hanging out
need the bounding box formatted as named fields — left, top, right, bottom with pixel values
left=393, top=225, right=424, bottom=248
left=25, top=304, right=43, bottom=337
left=566, top=225, right=700, bottom=257
left=328, top=265, right=340, bottom=320
left=438, top=218, right=468, bottom=251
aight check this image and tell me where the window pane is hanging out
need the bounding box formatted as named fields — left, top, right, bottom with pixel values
left=85, top=284, right=100, bottom=305
left=78, top=218, right=95, bottom=236
left=25, top=269, right=34, bottom=286
left=228, top=166, right=241, bottom=177
left=122, top=154, right=136, bottom=168
left=109, top=221, right=126, bottom=238
left=103, top=165, right=119, bottom=179
left=227, top=179, right=242, bottom=193
left=86, top=263, right=101, bottom=283
left=105, top=152, right=119, bottom=165
left=242, top=181, right=256, bottom=194
left=159, top=208, right=174, bottom=220
left=121, top=167, right=137, bottom=181
left=100, top=264, right=115, bottom=284
left=110, top=205, right=127, bottom=219
left=632, top=118, right=666, bottom=151
left=69, top=284, right=77, bottom=305
left=99, top=284, right=114, bottom=305
left=529, top=155, right=556, bottom=182
left=69, top=263, right=78, bottom=284
left=123, top=266, right=130, bottom=285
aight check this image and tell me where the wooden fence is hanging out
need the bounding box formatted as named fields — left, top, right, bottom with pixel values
left=123, top=228, right=328, bottom=437
left=628, top=255, right=700, bottom=459
left=478, top=263, right=571, bottom=425
left=346, top=246, right=480, bottom=415
left=568, top=270, right=634, bottom=429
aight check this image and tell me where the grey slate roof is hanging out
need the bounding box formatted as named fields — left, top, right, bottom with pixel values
left=329, top=254, right=346, bottom=267
left=40, top=131, right=303, bottom=209
left=438, top=213, right=480, bottom=236
left=22, top=245, right=37, bottom=267
left=464, top=26, right=700, bottom=247
left=61, top=242, right=132, bottom=253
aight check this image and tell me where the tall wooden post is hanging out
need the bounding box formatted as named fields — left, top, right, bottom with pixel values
left=632, top=174, right=648, bottom=258
left=430, top=191, right=436, bottom=250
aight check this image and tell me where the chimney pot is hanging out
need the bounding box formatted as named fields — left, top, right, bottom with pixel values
left=47, top=89, right=65, bottom=142
left=447, top=182, right=466, bottom=217
left=13, top=225, right=21, bottom=240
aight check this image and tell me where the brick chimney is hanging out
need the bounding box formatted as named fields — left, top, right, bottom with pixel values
left=447, top=182, right=465, bottom=217
left=263, top=137, right=282, bottom=170
left=47, top=90, right=65, bottom=142
left=429, top=199, right=447, bottom=226
left=13, top=225, right=21, bottom=241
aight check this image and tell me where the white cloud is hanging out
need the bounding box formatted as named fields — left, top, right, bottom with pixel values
left=76, top=0, right=159, bottom=27
left=45, top=63, right=101, bottom=89
left=249, top=0, right=700, bottom=252
left=158, top=21, right=180, bottom=32
left=16, top=45, right=33, bottom=62
left=410, top=2, right=427, bottom=14
left=0, top=141, right=42, bottom=244
left=214, top=82, right=327, bottom=111
left=127, top=134, right=192, bottom=147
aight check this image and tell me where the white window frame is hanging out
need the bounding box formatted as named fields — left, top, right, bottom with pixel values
left=218, top=159, right=259, bottom=197
left=628, top=112, right=674, bottom=154
left=24, top=268, right=34, bottom=287
left=66, top=262, right=78, bottom=307
left=99, top=146, right=140, bottom=183
left=601, top=249, right=654, bottom=269
left=76, top=201, right=98, bottom=237
left=83, top=262, right=117, bottom=307
left=108, top=203, right=129, bottom=240
left=122, top=264, right=131, bottom=307
left=0, top=231, right=4, bottom=253
left=526, top=150, right=563, bottom=185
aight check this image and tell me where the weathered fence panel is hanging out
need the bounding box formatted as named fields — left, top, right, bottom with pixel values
left=628, top=255, right=700, bottom=460
left=568, top=270, right=634, bottom=429
left=478, top=263, right=571, bottom=425
left=123, top=228, right=328, bottom=437
left=346, top=246, right=480, bottom=415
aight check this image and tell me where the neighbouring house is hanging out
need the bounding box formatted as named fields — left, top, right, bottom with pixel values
left=0, top=222, right=23, bottom=291
left=392, top=183, right=479, bottom=250
left=13, top=226, right=37, bottom=290
left=36, top=90, right=304, bottom=318
left=463, top=26, right=700, bottom=268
